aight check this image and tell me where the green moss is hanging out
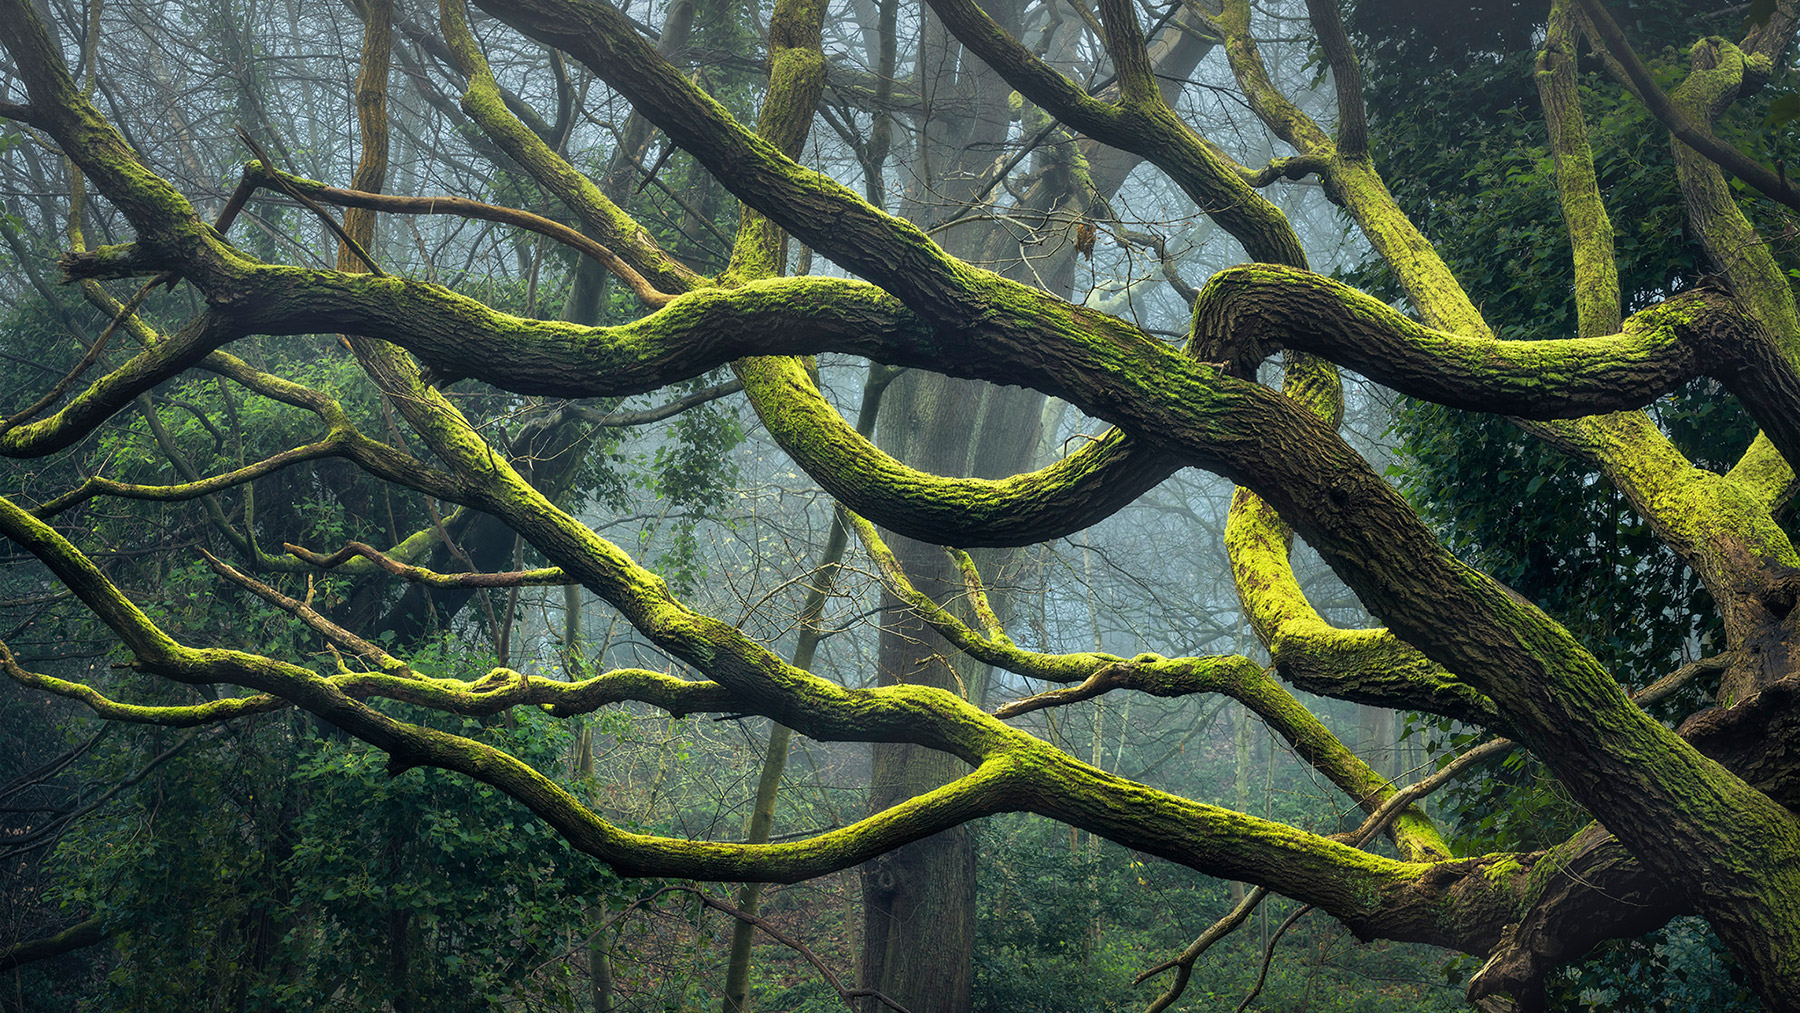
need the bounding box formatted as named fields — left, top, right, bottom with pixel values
left=1483, top=854, right=1526, bottom=885
left=1331, top=158, right=1492, bottom=336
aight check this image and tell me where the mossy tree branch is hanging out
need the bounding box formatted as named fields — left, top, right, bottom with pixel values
left=0, top=488, right=1515, bottom=943
left=7, top=0, right=1800, bottom=1003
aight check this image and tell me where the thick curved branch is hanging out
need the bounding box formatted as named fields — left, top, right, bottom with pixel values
left=0, top=309, right=236, bottom=458
left=1189, top=265, right=1754, bottom=421
left=36, top=262, right=1757, bottom=526
left=58, top=253, right=1786, bottom=920
left=0, top=273, right=164, bottom=437
left=1225, top=487, right=1504, bottom=728
left=1650, top=18, right=1800, bottom=498
left=0, top=0, right=212, bottom=265
left=22, top=221, right=1791, bottom=945
left=738, top=355, right=1179, bottom=546
left=211, top=264, right=1790, bottom=460
left=13, top=1, right=1800, bottom=991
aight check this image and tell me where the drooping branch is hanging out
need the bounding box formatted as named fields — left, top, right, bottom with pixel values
left=1, top=642, right=289, bottom=725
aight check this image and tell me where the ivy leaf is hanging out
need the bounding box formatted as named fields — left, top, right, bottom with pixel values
left=1763, top=93, right=1800, bottom=130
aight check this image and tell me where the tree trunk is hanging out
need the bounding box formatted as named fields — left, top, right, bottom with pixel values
left=858, top=5, right=1218, bottom=1007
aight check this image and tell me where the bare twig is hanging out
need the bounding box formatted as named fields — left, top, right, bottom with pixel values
left=0, top=726, right=199, bottom=857
left=569, top=378, right=744, bottom=426
left=199, top=549, right=416, bottom=676
left=252, top=165, right=676, bottom=308
left=284, top=539, right=570, bottom=588
left=1135, top=885, right=1268, bottom=1012
left=237, top=128, right=386, bottom=276
left=1233, top=902, right=1312, bottom=1013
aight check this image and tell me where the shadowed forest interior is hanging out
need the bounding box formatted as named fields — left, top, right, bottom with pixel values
left=4, top=0, right=1799, bottom=1010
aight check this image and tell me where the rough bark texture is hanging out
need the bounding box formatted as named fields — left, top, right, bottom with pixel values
left=8, top=0, right=1800, bottom=1008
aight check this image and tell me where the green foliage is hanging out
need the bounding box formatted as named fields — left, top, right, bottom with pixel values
left=971, top=807, right=1467, bottom=1012
left=1546, top=917, right=1759, bottom=1011
left=269, top=709, right=619, bottom=1010
left=1349, top=2, right=1777, bottom=1007
left=41, top=705, right=634, bottom=1012
left=642, top=384, right=743, bottom=594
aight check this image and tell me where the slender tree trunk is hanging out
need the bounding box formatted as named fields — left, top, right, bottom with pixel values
left=723, top=369, right=891, bottom=1012
left=859, top=6, right=1218, bottom=1007
left=565, top=584, right=616, bottom=1013
left=1230, top=703, right=1253, bottom=904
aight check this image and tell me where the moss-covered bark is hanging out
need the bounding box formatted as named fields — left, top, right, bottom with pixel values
left=9, top=0, right=1800, bottom=1006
